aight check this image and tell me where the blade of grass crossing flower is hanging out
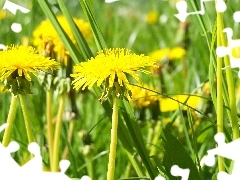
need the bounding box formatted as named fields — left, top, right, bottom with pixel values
left=38, top=0, right=82, bottom=64
left=79, top=0, right=107, bottom=50
left=57, top=0, right=93, bottom=60
left=121, top=99, right=158, bottom=179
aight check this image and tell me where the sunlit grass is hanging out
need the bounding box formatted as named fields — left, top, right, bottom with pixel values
left=1, top=0, right=240, bottom=179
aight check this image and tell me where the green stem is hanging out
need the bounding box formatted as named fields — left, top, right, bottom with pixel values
left=125, top=150, right=144, bottom=177
left=2, top=95, right=18, bottom=147
left=46, top=89, right=54, bottom=171
left=52, top=94, right=66, bottom=172
left=149, top=120, right=162, bottom=156
left=107, top=95, right=118, bottom=180
left=216, top=11, right=224, bottom=171
left=62, top=120, right=75, bottom=159
left=19, top=94, right=34, bottom=143
left=218, top=16, right=239, bottom=140
left=86, top=156, right=94, bottom=179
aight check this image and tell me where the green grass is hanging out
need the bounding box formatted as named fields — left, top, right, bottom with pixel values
left=1, top=0, right=240, bottom=179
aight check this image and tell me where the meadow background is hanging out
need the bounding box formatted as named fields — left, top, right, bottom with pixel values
left=0, top=0, right=240, bottom=179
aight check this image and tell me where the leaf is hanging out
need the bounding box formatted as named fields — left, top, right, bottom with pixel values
left=121, top=99, right=158, bottom=179
left=161, top=129, right=201, bottom=180
left=57, top=0, right=93, bottom=61
left=79, top=0, right=107, bottom=50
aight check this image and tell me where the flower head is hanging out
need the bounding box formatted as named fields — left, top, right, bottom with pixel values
left=146, top=11, right=159, bottom=25
left=71, top=48, right=157, bottom=101
left=32, top=15, right=92, bottom=64
left=0, top=10, right=6, bottom=20
left=130, top=84, right=158, bottom=108
left=149, top=47, right=186, bottom=76
left=149, top=48, right=170, bottom=61
left=159, top=95, right=200, bottom=112
left=0, top=45, right=59, bottom=82
left=149, top=47, right=186, bottom=61
left=168, top=47, right=186, bottom=60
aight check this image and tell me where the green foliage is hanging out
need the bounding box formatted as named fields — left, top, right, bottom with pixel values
left=161, top=129, right=201, bottom=180
left=1, top=0, right=240, bottom=179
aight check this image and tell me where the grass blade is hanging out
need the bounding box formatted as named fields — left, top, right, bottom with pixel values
left=121, top=99, right=158, bottom=179
left=38, top=0, right=82, bottom=64
left=79, top=0, right=107, bottom=50
left=57, top=0, right=93, bottom=61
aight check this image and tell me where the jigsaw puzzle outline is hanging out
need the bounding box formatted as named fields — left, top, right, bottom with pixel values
left=0, top=123, right=71, bottom=179
left=175, top=0, right=226, bottom=22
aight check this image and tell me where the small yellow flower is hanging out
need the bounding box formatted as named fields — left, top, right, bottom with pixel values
left=71, top=48, right=157, bottom=100
left=0, top=10, right=6, bottom=20
left=0, top=45, right=59, bottom=81
left=33, top=15, right=92, bottom=64
left=146, top=11, right=159, bottom=25
left=149, top=47, right=186, bottom=61
left=169, top=47, right=186, bottom=60
left=149, top=48, right=170, bottom=61
left=159, top=95, right=200, bottom=112
left=130, top=84, right=158, bottom=108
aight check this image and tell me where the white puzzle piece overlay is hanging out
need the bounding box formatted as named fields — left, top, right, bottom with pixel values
left=0, top=123, right=71, bottom=180
left=203, top=132, right=240, bottom=180
left=175, top=0, right=226, bottom=22
left=216, top=26, right=240, bottom=77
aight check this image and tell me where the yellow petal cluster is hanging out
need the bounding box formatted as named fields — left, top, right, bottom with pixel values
left=0, top=10, right=6, bottom=20
left=130, top=84, right=158, bottom=108
left=32, top=15, right=92, bottom=63
left=159, top=95, right=200, bottom=112
left=71, top=48, right=157, bottom=93
left=0, top=45, right=59, bottom=81
left=149, top=47, right=186, bottom=61
left=146, top=11, right=159, bottom=25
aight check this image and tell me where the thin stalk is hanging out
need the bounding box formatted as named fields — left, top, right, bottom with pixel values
left=19, top=94, right=34, bottom=143
left=62, top=120, right=75, bottom=159
left=218, top=14, right=239, bottom=140
left=107, top=95, right=118, bottom=180
left=86, top=156, right=94, bottom=179
left=52, top=94, right=66, bottom=171
left=149, top=121, right=162, bottom=156
left=216, top=11, right=224, bottom=171
left=125, top=150, right=144, bottom=177
left=46, top=89, right=54, bottom=170
left=122, top=162, right=131, bottom=178
left=2, top=95, right=18, bottom=147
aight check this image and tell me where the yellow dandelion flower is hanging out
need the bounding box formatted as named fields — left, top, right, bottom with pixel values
left=71, top=48, right=157, bottom=100
left=149, top=48, right=170, bottom=61
left=169, top=47, right=186, bottom=60
left=0, top=10, right=6, bottom=20
left=32, top=15, right=92, bottom=63
left=130, top=84, right=158, bottom=108
left=149, top=47, right=186, bottom=61
left=146, top=11, right=159, bottom=25
left=159, top=95, right=201, bottom=112
left=0, top=45, right=59, bottom=82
